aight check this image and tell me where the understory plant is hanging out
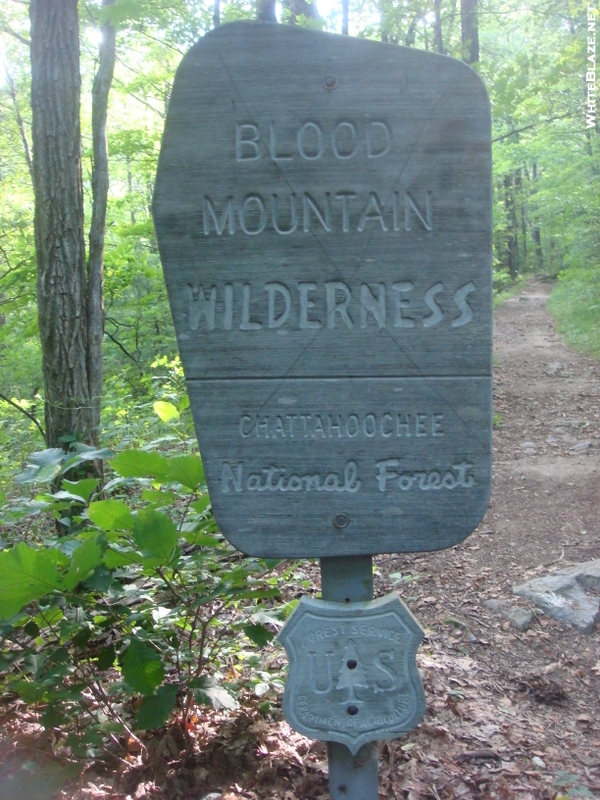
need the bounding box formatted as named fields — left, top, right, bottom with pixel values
left=0, top=443, right=292, bottom=760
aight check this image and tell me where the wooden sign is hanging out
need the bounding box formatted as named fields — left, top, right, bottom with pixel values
left=278, top=593, right=425, bottom=753
left=153, top=21, right=492, bottom=558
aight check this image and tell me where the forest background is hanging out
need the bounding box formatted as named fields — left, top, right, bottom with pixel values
left=0, top=0, right=598, bottom=792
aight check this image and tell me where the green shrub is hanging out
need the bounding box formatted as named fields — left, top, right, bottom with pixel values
left=0, top=444, right=291, bottom=759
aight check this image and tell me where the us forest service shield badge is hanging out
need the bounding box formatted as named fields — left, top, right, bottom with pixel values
left=278, top=593, right=425, bottom=753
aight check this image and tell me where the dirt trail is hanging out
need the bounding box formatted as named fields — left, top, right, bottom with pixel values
left=371, top=280, right=600, bottom=798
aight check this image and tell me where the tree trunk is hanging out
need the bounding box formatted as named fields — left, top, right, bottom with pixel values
left=433, top=0, right=444, bottom=54
left=30, top=0, right=93, bottom=448
left=256, top=0, right=277, bottom=22
left=503, top=173, right=518, bottom=280
left=281, top=0, right=320, bottom=26
left=531, top=162, right=543, bottom=269
left=88, top=0, right=116, bottom=441
left=461, top=0, right=478, bottom=64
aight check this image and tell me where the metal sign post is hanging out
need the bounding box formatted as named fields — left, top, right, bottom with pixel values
left=153, top=20, right=491, bottom=797
left=322, top=556, right=378, bottom=800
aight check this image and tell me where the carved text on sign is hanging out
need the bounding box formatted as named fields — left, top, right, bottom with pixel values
left=200, top=191, right=431, bottom=236
left=220, top=459, right=475, bottom=494
left=239, top=412, right=445, bottom=440
left=187, top=280, right=475, bottom=331
left=235, top=119, right=393, bottom=162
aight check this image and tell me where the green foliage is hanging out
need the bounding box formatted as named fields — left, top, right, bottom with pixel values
left=549, top=268, right=600, bottom=359
left=553, top=770, right=595, bottom=798
left=0, top=440, right=289, bottom=759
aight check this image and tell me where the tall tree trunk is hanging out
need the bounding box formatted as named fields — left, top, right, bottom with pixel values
left=503, top=173, right=518, bottom=280
left=342, top=0, right=349, bottom=34
left=256, top=0, right=277, bottom=22
left=461, top=0, right=478, bottom=64
left=433, top=0, right=444, bottom=54
left=281, top=0, right=321, bottom=26
left=88, top=0, right=116, bottom=442
left=30, top=0, right=93, bottom=448
left=530, top=162, right=543, bottom=269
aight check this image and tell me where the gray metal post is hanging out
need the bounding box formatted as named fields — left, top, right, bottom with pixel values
left=321, top=556, right=379, bottom=800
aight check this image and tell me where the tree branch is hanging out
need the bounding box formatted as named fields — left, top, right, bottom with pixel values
left=0, top=23, right=30, bottom=47
left=0, top=393, right=46, bottom=441
left=104, top=327, right=142, bottom=369
left=4, top=66, right=33, bottom=179
left=493, top=112, right=576, bottom=143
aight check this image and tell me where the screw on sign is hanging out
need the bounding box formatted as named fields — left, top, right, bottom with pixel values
left=153, top=20, right=491, bottom=800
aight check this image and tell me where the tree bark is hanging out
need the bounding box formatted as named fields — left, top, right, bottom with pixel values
left=30, top=0, right=93, bottom=448
left=88, top=0, right=116, bottom=441
left=461, top=0, right=478, bottom=64
left=433, top=0, right=444, bottom=54
left=503, top=173, right=518, bottom=280
left=281, top=0, right=320, bottom=25
left=256, top=0, right=277, bottom=22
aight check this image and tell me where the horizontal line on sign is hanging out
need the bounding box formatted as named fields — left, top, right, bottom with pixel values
left=185, top=375, right=491, bottom=382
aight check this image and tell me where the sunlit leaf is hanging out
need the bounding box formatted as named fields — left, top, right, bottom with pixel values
left=111, top=449, right=170, bottom=481
left=88, top=499, right=134, bottom=531
left=0, top=543, right=67, bottom=619
left=166, top=455, right=204, bottom=490
left=153, top=401, right=179, bottom=424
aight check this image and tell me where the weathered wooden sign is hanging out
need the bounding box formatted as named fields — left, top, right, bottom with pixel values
left=153, top=21, right=492, bottom=558
left=278, top=593, right=425, bottom=753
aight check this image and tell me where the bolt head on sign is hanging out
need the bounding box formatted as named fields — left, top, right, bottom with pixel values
left=278, top=593, right=425, bottom=753
left=153, top=21, right=492, bottom=558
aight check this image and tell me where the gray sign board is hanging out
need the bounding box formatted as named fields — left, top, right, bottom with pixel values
left=153, top=21, right=492, bottom=558
left=278, top=593, right=425, bottom=753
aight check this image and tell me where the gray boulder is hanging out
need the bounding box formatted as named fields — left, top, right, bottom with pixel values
left=513, top=569, right=600, bottom=635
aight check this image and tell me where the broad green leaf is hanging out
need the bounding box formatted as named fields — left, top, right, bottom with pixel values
left=121, top=638, right=165, bottom=695
left=102, top=547, right=142, bottom=568
left=63, top=539, right=104, bottom=591
left=190, top=496, right=211, bottom=515
left=36, top=464, right=63, bottom=483
left=96, top=644, right=116, bottom=670
left=13, top=678, right=49, bottom=704
left=243, top=624, right=275, bottom=647
left=136, top=684, right=178, bottom=729
left=62, top=478, right=99, bottom=502
left=192, top=676, right=238, bottom=710
left=15, top=449, right=64, bottom=483
left=111, top=450, right=170, bottom=481
left=88, top=499, right=134, bottom=531
left=153, top=400, right=179, bottom=423
left=166, top=455, right=204, bottom=490
left=182, top=531, right=219, bottom=547
left=140, top=488, right=176, bottom=505
left=132, top=509, right=178, bottom=566
left=0, top=543, right=66, bottom=619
